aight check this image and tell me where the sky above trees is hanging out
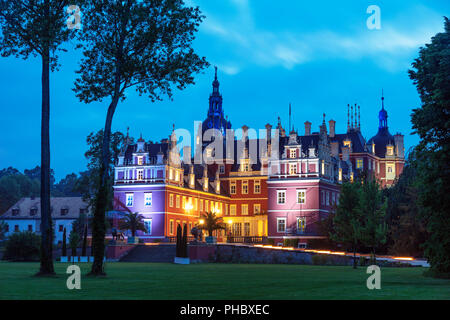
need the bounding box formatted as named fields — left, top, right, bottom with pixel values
left=0, top=0, right=448, bottom=179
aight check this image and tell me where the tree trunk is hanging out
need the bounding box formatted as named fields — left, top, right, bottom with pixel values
left=90, top=97, right=119, bottom=275
left=37, top=47, right=55, bottom=276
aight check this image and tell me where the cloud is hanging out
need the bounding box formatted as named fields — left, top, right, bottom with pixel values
left=195, top=1, right=444, bottom=72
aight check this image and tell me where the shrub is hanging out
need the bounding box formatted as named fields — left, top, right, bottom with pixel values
left=3, top=231, right=40, bottom=261
left=267, top=238, right=275, bottom=245
left=359, top=256, right=367, bottom=266
left=311, top=254, right=330, bottom=265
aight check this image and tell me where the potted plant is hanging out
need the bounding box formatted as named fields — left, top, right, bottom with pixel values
left=119, top=212, right=147, bottom=244
left=199, top=212, right=226, bottom=244
left=174, top=224, right=190, bottom=264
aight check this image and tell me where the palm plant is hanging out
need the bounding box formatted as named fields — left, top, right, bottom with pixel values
left=119, top=212, right=147, bottom=237
left=199, top=212, right=226, bottom=237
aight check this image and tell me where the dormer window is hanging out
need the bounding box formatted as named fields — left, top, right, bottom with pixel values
left=387, top=146, right=394, bottom=156
left=343, top=140, right=351, bottom=148
left=137, top=156, right=143, bottom=165
left=372, top=143, right=375, bottom=154
left=290, top=149, right=296, bottom=159
left=61, top=208, right=69, bottom=216
left=12, top=208, right=19, bottom=216
left=30, top=207, right=38, bottom=216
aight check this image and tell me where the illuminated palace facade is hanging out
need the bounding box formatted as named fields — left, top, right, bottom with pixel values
left=113, top=69, right=405, bottom=245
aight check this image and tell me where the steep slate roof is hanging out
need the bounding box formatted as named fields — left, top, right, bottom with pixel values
left=367, top=127, right=395, bottom=158
left=122, top=141, right=170, bottom=164
left=182, top=163, right=230, bottom=197
left=1, top=197, right=89, bottom=219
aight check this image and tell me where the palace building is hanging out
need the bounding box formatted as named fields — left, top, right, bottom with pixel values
left=112, top=68, right=405, bottom=245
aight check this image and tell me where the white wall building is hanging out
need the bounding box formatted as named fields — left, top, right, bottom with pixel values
left=0, top=197, right=89, bottom=243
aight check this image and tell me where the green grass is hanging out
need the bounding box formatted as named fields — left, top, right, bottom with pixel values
left=0, top=262, right=449, bottom=300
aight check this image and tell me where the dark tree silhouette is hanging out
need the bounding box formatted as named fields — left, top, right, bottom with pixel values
left=0, top=1, right=77, bottom=275
left=73, top=0, right=209, bottom=275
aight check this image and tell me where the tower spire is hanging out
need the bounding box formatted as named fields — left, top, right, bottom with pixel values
left=351, top=104, right=354, bottom=129
left=358, top=105, right=361, bottom=130
left=289, top=103, right=292, bottom=132
left=347, top=104, right=350, bottom=131
left=381, top=88, right=385, bottom=109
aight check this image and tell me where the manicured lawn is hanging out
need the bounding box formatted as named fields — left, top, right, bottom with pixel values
left=0, top=262, right=449, bottom=300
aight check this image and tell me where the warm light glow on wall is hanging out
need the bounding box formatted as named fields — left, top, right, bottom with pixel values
left=199, top=219, right=204, bottom=225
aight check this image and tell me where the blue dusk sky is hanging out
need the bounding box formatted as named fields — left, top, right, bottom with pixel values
left=0, top=1, right=448, bottom=180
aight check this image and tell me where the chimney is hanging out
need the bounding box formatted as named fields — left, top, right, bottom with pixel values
left=394, top=133, right=404, bottom=158
left=202, top=166, right=209, bottom=192
left=157, top=147, right=164, bottom=164
left=241, top=125, right=249, bottom=141
left=137, top=134, right=145, bottom=152
left=342, top=146, right=350, bottom=162
left=329, top=120, right=336, bottom=138
left=330, top=141, right=339, bottom=157
left=215, top=169, right=220, bottom=194
left=304, top=121, right=311, bottom=136
left=189, top=165, right=195, bottom=188
left=183, top=146, right=192, bottom=164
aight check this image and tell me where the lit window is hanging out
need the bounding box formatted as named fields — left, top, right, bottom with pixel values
left=356, top=159, right=363, bottom=169
left=176, top=195, right=180, bottom=208
left=169, top=194, right=174, bottom=207
left=244, top=223, right=250, bottom=236
left=242, top=180, right=248, bottom=194
left=241, top=204, right=248, bottom=215
left=169, top=220, right=174, bottom=235
left=277, top=190, right=286, bottom=204
left=290, top=163, right=297, bottom=175
left=137, top=169, right=144, bottom=180
left=297, top=190, right=306, bottom=204
left=290, top=149, right=296, bottom=159
left=143, top=219, right=152, bottom=235
left=137, top=156, right=143, bottom=165
left=297, top=217, right=306, bottom=234
left=169, top=169, right=173, bottom=180
left=277, top=218, right=286, bottom=233
left=200, top=200, right=204, bottom=212
left=205, top=200, right=209, bottom=212
left=343, top=140, right=351, bottom=148
left=230, top=205, right=236, bottom=216
left=254, top=180, right=261, bottom=194
left=254, top=204, right=261, bottom=214
left=126, top=193, right=134, bottom=207
left=230, top=181, right=236, bottom=194
left=144, top=193, right=152, bottom=206
left=387, top=146, right=394, bottom=156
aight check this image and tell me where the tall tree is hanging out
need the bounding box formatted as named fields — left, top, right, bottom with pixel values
left=330, top=182, right=363, bottom=268
left=358, top=178, right=388, bottom=262
left=74, top=130, right=127, bottom=209
left=74, top=0, right=208, bottom=275
left=0, top=172, right=40, bottom=214
left=408, top=17, right=450, bottom=276
left=0, top=1, right=77, bottom=275
left=386, top=152, right=428, bottom=257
